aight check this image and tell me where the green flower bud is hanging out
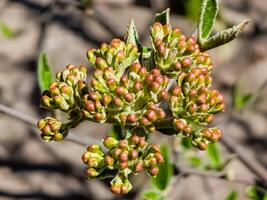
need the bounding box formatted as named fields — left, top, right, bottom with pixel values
left=103, top=136, right=118, bottom=150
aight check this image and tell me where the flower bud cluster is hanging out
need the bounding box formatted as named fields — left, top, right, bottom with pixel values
left=37, top=117, right=66, bottom=141
left=41, top=64, right=88, bottom=112
left=150, top=22, right=213, bottom=76
left=84, top=40, right=169, bottom=132
left=87, top=38, right=138, bottom=74
left=82, top=135, right=164, bottom=194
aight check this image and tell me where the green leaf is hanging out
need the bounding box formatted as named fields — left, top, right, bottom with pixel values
left=198, top=0, right=218, bottom=43
left=225, top=191, right=238, bottom=200
left=233, top=83, right=253, bottom=110
left=200, top=19, right=250, bottom=51
left=0, top=21, right=16, bottom=39
left=142, top=189, right=165, bottom=200
left=189, top=156, right=202, bottom=168
left=181, top=137, right=192, bottom=149
left=153, top=9, right=170, bottom=25
left=207, top=143, right=221, bottom=169
left=246, top=186, right=267, bottom=200
left=151, top=144, right=173, bottom=190
left=37, top=52, right=53, bottom=92
left=124, top=19, right=140, bottom=47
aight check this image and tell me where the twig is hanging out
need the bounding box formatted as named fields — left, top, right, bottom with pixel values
left=220, top=136, right=267, bottom=185
left=0, top=103, right=100, bottom=147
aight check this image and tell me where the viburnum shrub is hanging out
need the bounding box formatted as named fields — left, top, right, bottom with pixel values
left=37, top=1, right=248, bottom=195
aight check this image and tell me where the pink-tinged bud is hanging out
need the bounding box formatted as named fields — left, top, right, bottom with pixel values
left=114, top=97, right=123, bottom=107
left=216, top=103, right=225, bottom=111
left=149, top=157, right=157, bottom=166
left=88, top=92, right=100, bottom=101
left=187, top=72, right=196, bottom=83
left=42, top=124, right=51, bottom=135
left=146, top=110, right=158, bottom=122
left=172, top=86, right=181, bottom=96
left=121, top=185, right=130, bottom=195
left=115, top=87, right=125, bottom=96
left=216, top=93, right=224, bottom=103
left=198, top=142, right=208, bottom=151
left=174, top=62, right=181, bottom=71
left=204, top=114, right=214, bottom=124
left=151, top=69, right=160, bottom=77
left=85, top=101, right=95, bottom=112
left=181, top=58, right=192, bottom=68
left=101, top=95, right=111, bottom=107
left=100, top=42, right=108, bottom=52
left=189, top=89, right=197, bottom=97
left=151, top=144, right=160, bottom=152
left=50, top=86, right=60, bottom=96
left=118, top=140, right=128, bottom=149
left=177, top=39, right=187, bottom=50
left=146, top=74, right=154, bottom=84
left=198, top=86, right=209, bottom=95
left=111, top=184, right=121, bottom=195
left=154, top=76, right=164, bottom=84
left=209, top=97, right=216, bottom=106
left=172, top=28, right=181, bottom=37
left=152, top=22, right=162, bottom=31
left=130, top=63, right=141, bottom=73
left=151, top=82, right=160, bottom=93
left=158, top=44, right=166, bottom=56
left=86, top=168, right=99, bottom=178
left=120, top=75, right=128, bottom=85
left=211, top=129, right=222, bottom=141
left=147, top=103, right=157, bottom=110
left=105, top=155, right=114, bottom=166
left=119, top=161, right=128, bottom=169
left=113, top=148, right=122, bottom=158
left=204, top=56, right=212, bottom=65
left=196, top=55, right=206, bottom=64
left=41, top=95, right=51, bottom=107
left=192, top=68, right=201, bottom=76
left=202, top=128, right=212, bottom=138
left=126, top=114, right=137, bottom=124
left=183, top=125, right=192, bottom=134
left=139, top=117, right=150, bottom=126
left=174, top=119, right=185, bottom=131
left=149, top=166, right=159, bottom=176
left=139, top=137, right=147, bottom=148
left=170, top=95, right=179, bottom=104
left=187, top=45, right=195, bottom=53
left=94, top=100, right=102, bottom=111
left=119, top=151, right=128, bottom=161
left=197, top=95, right=206, bottom=105
left=130, top=150, right=138, bottom=159
left=155, top=152, right=164, bottom=163
left=188, top=103, right=197, bottom=113
left=155, top=39, right=163, bottom=46
left=95, top=57, right=107, bottom=69
left=130, top=135, right=140, bottom=145
left=163, top=76, right=169, bottom=85
left=82, top=151, right=91, bottom=163
left=134, top=81, right=142, bottom=91
left=110, top=38, right=121, bottom=48
left=116, top=50, right=125, bottom=62
left=157, top=109, right=166, bottom=120
left=186, top=36, right=196, bottom=45
left=134, top=162, right=143, bottom=173
left=199, top=104, right=209, bottom=112
left=94, top=112, right=104, bottom=122
left=139, top=67, right=147, bottom=78
left=103, top=136, right=118, bottom=149
left=159, top=90, right=168, bottom=100
left=124, top=93, right=134, bottom=103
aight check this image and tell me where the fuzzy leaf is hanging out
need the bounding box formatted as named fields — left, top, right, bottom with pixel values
left=200, top=19, right=250, bottom=51
left=225, top=191, right=238, bottom=200
left=198, top=0, right=218, bottom=42
left=233, top=83, right=252, bottom=110
left=124, top=19, right=140, bottom=47
left=246, top=186, right=267, bottom=200
left=0, top=21, right=16, bottom=38
left=207, top=143, right=221, bottom=169
left=142, top=190, right=165, bottom=200
left=151, top=144, right=173, bottom=190
left=37, top=52, right=53, bottom=92
left=153, top=9, right=170, bottom=25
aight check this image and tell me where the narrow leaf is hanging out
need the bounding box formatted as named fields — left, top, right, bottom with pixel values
left=37, top=52, right=53, bottom=92
left=151, top=144, right=173, bottom=190
left=207, top=143, right=221, bottom=169
left=153, top=9, right=170, bottom=25
left=124, top=19, right=140, bottom=47
left=0, top=21, right=16, bottom=38
left=200, top=19, right=250, bottom=51
left=142, top=190, right=164, bottom=200
left=225, top=191, right=238, bottom=200
left=185, top=0, right=202, bottom=22
left=233, top=83, right=252, bottom=110
left=198, top=0, right=218, bottom=42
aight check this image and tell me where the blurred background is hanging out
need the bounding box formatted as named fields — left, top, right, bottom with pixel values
left=0, top=0, right=266, bottom=199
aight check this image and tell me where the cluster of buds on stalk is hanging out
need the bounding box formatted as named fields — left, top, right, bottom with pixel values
left=40, top=64, right=88, bottom=112
left=37, top=9, right=229, bottom=195
left=82, top=135, right=164, bottom=194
